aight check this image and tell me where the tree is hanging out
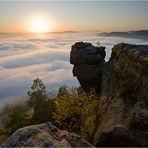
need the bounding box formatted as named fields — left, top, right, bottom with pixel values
left=2, top=105, right=28, bottom=135
left=1, top=78, right=55, bottom=136
left=57, top=85, right=68, bottom=97
left=28, top=78, right=55, bottom=123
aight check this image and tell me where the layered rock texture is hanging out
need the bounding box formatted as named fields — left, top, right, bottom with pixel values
left=2, top=122, right=93, bottom=147
left=70, top=42, right=106, bottom=94
left=71, top=42, right=148, bottom=146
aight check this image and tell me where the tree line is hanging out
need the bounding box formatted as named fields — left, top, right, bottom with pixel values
left=0, top=78, right=99, bottom=141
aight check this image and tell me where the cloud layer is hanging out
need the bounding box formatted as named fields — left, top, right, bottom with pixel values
left=0, top=32, right=147, bottom=109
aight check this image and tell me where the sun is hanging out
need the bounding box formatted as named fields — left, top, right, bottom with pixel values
left=25, top=15, right=54, bottom=33
left=31, top=19, right=49, bottom=33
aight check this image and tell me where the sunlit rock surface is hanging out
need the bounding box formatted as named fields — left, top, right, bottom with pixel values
left=2, top=122, right=93, bottom=147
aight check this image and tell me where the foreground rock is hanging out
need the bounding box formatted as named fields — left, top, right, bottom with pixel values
left=70, top=42, right=148, bottom=146
left=2, top=122, right=93, bottom=147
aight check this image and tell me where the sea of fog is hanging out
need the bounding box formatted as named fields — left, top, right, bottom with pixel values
left=0, top=32, right=148, bottom=110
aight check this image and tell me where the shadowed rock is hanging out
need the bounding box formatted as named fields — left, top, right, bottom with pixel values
left=70, top=42, right=106, bottom=94
left=96, top=127, right=148, bottom=147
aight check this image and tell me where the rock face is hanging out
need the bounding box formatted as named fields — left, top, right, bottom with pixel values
left=2, top=122, right=93, bottom=147
left=70, top=42, right=106, bottom=94
left=70, top=42, right=148, bottom=146
left=96, top=127, right=148, bottom=147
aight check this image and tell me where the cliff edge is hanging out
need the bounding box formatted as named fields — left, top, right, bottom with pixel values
left=71, top=42, right=148, bottom=146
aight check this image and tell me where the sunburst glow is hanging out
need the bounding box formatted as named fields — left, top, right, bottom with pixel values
left=26, top=15, right=54, bottom=33
left=31, top=20, right=48, bottom=33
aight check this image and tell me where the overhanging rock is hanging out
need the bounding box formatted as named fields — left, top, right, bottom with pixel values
left=70, top=42, right=106, bottom=94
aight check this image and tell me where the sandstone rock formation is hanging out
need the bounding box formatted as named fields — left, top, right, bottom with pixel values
left=2, top=42, right=148, bottom=147
left=70, top=42, right=106, bottom=94
left=2, top=122, right=93, bottom=147
left=70, top=42, right=148, bottom=146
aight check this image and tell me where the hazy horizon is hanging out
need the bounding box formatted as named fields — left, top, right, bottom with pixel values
left=0, top=29, right=148, bottom=34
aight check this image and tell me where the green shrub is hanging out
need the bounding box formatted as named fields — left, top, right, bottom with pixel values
left=53, top=86, right=100, bottom=140
left=28, top=78, right=56, bottom=124
left=2, top=105, right=28, bottom=135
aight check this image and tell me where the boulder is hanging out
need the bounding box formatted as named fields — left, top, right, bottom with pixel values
left=1, top=122, right=93, bottom=147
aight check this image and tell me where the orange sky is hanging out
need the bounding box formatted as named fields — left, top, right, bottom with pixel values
left=0, top=1, right=148, bottom=33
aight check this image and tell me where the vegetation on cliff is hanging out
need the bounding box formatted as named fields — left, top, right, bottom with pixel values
left=0, top=78, right=99, bottom=142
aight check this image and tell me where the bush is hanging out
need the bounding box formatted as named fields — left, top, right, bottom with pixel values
left=53, top=86, right=100, bottom=140
left=2, top=105, right=28, bottom=135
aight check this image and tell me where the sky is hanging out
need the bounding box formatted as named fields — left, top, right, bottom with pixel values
left=0, top=1, right=148, bottom=33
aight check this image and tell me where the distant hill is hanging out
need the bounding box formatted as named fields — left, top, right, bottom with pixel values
left=48, top=31, right=77, bottom=34
left=99, top=30, right=148, bottom=40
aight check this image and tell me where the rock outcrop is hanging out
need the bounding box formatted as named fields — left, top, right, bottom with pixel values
left=70, top=42, right=106, bottom=94
left=2, top=122, right=93, bottom=147
left=70, top=42, right=148, bottom=146
left=2, top=42, right=148, bottom=147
